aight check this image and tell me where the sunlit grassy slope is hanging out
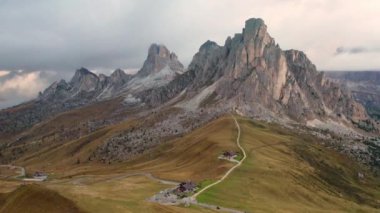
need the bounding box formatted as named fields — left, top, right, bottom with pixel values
left=47, top=175, right=215, bottom=213
left=113, top=116, right=238, bottom=182
left=4, top=116, right=380, bottom=212
left=197, top=117, right=380, bottom=212
left=42, top=116, right=240, bottom=213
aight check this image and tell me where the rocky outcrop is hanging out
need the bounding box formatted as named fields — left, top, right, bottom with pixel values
left=137, top=44, right=184, bottom=77
left=96, top=69, right=133, bottom=99
left=69, top=68, right=99, bottom=94
left=125, top=44, right=185, bottom=92
left=110, top=68, right=132, bottom=85
left=38, top=67, right=101, bottom=101
left=38, top=80, right=71, bottom=101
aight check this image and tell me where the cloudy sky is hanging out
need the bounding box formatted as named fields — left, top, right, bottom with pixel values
left=0, top=0, right=379, bottom=108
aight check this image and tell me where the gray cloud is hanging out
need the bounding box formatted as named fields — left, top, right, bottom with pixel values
left=335, top=46, right=380, bottom=55
left=0, top=0, right=380, bottom=108
left=0, top=0, right=378, bottom=74
left=0, top=70, right=58, bottom=109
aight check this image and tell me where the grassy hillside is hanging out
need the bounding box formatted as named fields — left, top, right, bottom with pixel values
left=48, top=175, right=214, bottom=213
left=197, top=118, right=380, bottom=212
left=114, top=116, right=238, bottom=182
left=16, top=116, right=237, bottom=179
left=43, top=116, right=240, bottom=212
left=0, top=184, right=85, bottom=213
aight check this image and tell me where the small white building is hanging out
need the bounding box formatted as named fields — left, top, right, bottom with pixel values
left=32, top=171, right=48, bottom=181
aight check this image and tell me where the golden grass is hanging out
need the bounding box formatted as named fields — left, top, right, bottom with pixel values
left=0, top=180, right=21, bottom=193
left=18, top=116, right=239, bottom=212
left=0, top=167, right=18, bottom=178
left=47, top=175, right=215, bottom=213
left=5, top=115, right=380, bottom=212
left=112, top=116, right=238, bottom=182
left=22, top=116, right=238, bottom=181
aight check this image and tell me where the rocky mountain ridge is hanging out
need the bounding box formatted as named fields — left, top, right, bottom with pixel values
left=39, top=44, right=184, bottom=102
left=0, top=44, right=184, bottom=134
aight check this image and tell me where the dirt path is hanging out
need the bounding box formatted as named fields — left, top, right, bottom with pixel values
left=106, top=172, right=179, bottom=185
left=191, top=115, right=246, bottom=199
left=183, top=115, right=246, bottom=213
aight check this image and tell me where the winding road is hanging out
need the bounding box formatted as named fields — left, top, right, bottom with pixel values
left=191, top=115, right=246, bottom=200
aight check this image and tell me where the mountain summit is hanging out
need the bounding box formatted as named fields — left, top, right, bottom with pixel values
left=139, top=18, right=369, bottom=125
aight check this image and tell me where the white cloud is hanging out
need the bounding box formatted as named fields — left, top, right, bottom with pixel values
left=0, top=70, right=10, bottom=77
left=0, top=71, right=47, bottom=97
left=124, top=68, right=139, bottom=75
left=0, top=71, right=53, bottom=108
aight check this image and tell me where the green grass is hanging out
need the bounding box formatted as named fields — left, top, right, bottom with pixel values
left=197, top=179, right=216, bottom=191
left=196, top=118, right=380, bottom=212
left=47, top=175, right=216, bottom=213
left=234, top=152, right=244, bottom=161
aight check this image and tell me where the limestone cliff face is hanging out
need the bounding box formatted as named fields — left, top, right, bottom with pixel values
left=139, top=18, right=368, bottom=123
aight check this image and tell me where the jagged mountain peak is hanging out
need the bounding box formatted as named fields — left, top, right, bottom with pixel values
left=110, top=68, right=132, bottom=85
left=199, top=40, right=220, bottom=51
left=111, top=68, right=127, bottom=79
left=70, top=67, right=97, bottom=83
left=137, top=43, right=184, bottom=77
left=148, top=44, right=170, bottom=58
left=244, top=18, right=266, bottom=34
left=74, top=67, right=96, bottom=76
left=69, top=67, right=99, bottom=93
left=37, top=43, right=186, bottom=104
left=38, top=79, right=70, bottom=100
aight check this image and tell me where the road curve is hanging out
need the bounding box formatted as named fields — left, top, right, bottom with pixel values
left=191, top=115, right=246, bottom=199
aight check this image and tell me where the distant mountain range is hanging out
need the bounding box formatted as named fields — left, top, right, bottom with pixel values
left=326, top=71, right=380, bottom=121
